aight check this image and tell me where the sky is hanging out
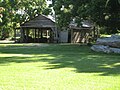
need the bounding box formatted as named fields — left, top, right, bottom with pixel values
left=46, top=0, right=52, bottom=6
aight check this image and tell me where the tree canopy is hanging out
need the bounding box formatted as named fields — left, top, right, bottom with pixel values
left=52, top=0, right=120, bottom=34
left=0, top=0, right=120, bottom=39
left=0, top=0, right=49, bottom=39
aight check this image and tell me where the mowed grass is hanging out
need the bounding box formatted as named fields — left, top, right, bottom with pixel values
left=0, top=44, right=120, bottom=90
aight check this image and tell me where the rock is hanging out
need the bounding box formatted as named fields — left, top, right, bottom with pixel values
left=110, top=48, right=120, bottom=54
left=91, top=35, right=120, bottom=54
left=96, top=35, right=120, bottom=48
left=91, top=45, right=111, bottom=53
left=91, top=45, right=120, bottom=54
left=111, top=34, right=120, bottom=39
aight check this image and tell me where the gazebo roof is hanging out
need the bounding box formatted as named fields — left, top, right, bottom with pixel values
left=69, top=26, right=92, bottom=30
left=21, top=14, right=55, bottom=29
left=69, top=20, right=93, bottom=31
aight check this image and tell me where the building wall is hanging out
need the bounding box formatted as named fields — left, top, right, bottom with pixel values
left=70, top=29, right=91, bottom=43
left=59, top=30, right=68, bottom=43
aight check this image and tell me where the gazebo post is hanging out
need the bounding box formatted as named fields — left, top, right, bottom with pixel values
left=38, top=29, right=40, bottom=43
left=33, top=29, right=35, bottom=43
left=24, top=29, right=26, bottom=42
left=32, top=29, right=35, bottom=43
left=35, top=29, right=37, bottom=43
left=50, top=29, right=53, bottom=43
left=41, top=29, right=43, bottom=38
left=26, top=29, right=29, bottom=43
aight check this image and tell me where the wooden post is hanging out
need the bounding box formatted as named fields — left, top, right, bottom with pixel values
left=32, top=29, right=35, bottom=43
left=50, top=29, right=54, bottom=43
left=41, top=29, right=43, bottom=38
left=71, top=29, right=73, bottom=43
left=24, top=29, right=27, bottom=43
left=34, top=29, right=36, bottom=43
left=37, top=29, right=39, bottom=43
left=35, top=29, right=37, bottom=39
left=38, top=29, right=40, bottom=43
left=26, top=29, right=29, bottom=43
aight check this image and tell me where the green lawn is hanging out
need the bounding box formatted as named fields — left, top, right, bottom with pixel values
left=0, top=44, right=120, bottom=90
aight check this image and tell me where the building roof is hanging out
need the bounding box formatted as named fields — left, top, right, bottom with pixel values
left=69, top=20, right=93, bottom=30
left=21, top=14, right=55, bottom=29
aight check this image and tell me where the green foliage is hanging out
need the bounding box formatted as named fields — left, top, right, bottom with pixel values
left=0, top=0, right=48, bottom=39
left=52, top=0, right=73, bottom=29
left=52, top=0, right=120, bottom=34
left=0, top=7, right=5, bottom=22
left=42, top=8, right=52, bottom=15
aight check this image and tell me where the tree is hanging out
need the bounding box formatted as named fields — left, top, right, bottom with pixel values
left=52, top=0, right=73, bottom=29
left=52, top=0, right=120, bottom=34
left=0, top=0, right=48, bottom=39
left=105, top=0, right=120, bottom=34
left=0, top=7, right=5, bottom=22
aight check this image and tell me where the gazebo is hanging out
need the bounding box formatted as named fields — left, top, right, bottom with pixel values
left=17, top=14, right=58, bottom=43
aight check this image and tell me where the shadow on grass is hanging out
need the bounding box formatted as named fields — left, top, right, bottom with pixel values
left=0, top=44, right=120, bottom=76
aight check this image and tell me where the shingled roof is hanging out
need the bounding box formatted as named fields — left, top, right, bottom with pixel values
left=21, top=14, right=55, bottom=29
